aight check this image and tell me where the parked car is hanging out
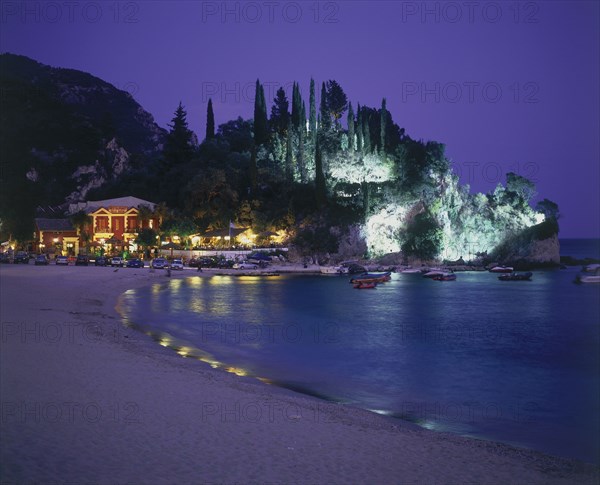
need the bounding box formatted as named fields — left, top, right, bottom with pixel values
left=190, top=257, right=217, bottom=268
left=217, top=259, right=235, bottom=269
left=56, top=256, right=69, bottom=266
left=233, top=261, right=258, bottom=270
left=34, top=254, right=49, bottom=266
left=151, top=257, right=168, bottom=269
left=111, top=256, right=124, bottom=267
left=14, top=251, right=29, bottom=264
left=126, top=258, right=144, bottom=268
left=94, top=256, right=107, bottom=267
left=75, top=255, right=89, bottom=266
left=0, top=253, right=10, bottom=264
left=170, top=259, right=184, bottom=270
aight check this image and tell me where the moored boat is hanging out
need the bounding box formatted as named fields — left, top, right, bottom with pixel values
left=498, top=272, right=532, bottom=281
left=353, top=281, right=377, bottom=289
left=400, top=267, right=423, bottom=274
left=432, top=273, right=457, bottom=281
left=320, top=266, right=343, bottom=275
left=575, top=274, right=600, bottom=284
left=489, top=266, right=514, bottom=273
left=350, top=272, right=391, bottom=284
left=422, top=269, right=447, bottom=278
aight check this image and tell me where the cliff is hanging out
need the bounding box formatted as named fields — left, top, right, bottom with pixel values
left=0, top=53, right=167, bottom=239
left=492, top=220, right=560, bottom=267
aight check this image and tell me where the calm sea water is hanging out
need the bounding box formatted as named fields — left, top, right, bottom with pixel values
left=560, top=238, right=600, bottom=260
left=119, top=242, right=600, bottom=464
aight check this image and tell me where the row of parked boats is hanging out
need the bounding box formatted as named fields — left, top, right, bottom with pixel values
left=336, top=264, right=537, bottom=290
left=325, top=262, right=600, bottom=289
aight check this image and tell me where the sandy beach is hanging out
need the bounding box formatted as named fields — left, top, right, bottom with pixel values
left=1, top=264, right=598, bottom=484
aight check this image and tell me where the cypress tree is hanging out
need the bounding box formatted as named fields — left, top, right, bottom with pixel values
left=347, top=102, right=355, bottom=151
left=315, top=139, right=327, bottom=208
left=356, top=103, right=363, bottom=152
left=362, top=108, right=371, bottom=153
left=380, top=98, right=387, bottom=153
left=206, top=98, right=215, bottom=140
left=285, top=119, right=293, bottom=182
left=298, top=122, right=305, bottom=183
left=259, top=84, right=268, bottom=134
left=253, top=79, right=269, bottom=145
left=291, top=82, right=302, bottom=129
left=309, top=78, right=317, bottom=139
left=301, top=101, right=307, bottom=135
left=319, top=82, right=331, bottom=131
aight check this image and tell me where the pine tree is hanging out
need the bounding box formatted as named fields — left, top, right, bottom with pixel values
left=309, top=78, right=317, bottom=140
left=347, top=102, right=355, bottom=151
left=164, top=101, right=194, bottom=166
left=253, top=79, right=269, bottom=145
left=380, top=98, right=387, bottom=153
left=356, top=103, right=363, bottom=152
left=206, top=98, right=215, bottom=140
left=319, top=82, right=331, bottom=131
left=270, top=87, right=290, bottom=136
left=315, top=138, right=327, bottom=208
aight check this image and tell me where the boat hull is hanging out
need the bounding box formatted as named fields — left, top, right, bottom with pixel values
left=353, top=282, right=377, bottom=289
left=498, top=272, right=532, bottom=281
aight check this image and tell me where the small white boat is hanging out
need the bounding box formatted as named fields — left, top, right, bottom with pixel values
left=489, top=266, right=514, bottom=273
left=401, top=267, right=422, bottom=274
left=320, top=266, right=342, bottom=275
left=575, top=274, right=600, bottom=284
left=422, top=269, right=447, bottom=278
left=583, top=263, right=600, bottom=273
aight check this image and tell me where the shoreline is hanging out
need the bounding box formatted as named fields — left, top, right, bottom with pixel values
left=1, top=265, right=598, bottom=484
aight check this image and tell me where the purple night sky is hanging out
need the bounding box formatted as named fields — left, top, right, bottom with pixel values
left=1, top=0, right=598, bottom=237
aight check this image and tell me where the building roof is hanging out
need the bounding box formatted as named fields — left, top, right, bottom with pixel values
left=35, top=218, right=75, bottom=232
left=67, top=196, right=157, bottom=215
left=35, top=204, right=69, bottom=217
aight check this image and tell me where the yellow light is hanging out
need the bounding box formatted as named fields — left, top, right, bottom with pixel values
left=225, top=366, right=248, bottom=377
left=53, top=238, right=59, bottom=243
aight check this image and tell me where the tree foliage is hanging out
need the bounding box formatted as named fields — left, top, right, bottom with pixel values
left=401, top=211, right=443, bottom=260
left=206, top=98, right=215, bottom=140
left=163, top=102, right=194, bottom=167
left=270, top=87, right=290, bottom=136
left=253, top=79, right=269, bottom=145
left=324, top=80, right=348, bottom=126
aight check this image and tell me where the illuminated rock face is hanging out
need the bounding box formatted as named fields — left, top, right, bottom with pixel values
left=362, top=205, right=407, bottom=256
left=329, top=152, right=392, bottom=185
left=358, top=171, right=544, bottom=261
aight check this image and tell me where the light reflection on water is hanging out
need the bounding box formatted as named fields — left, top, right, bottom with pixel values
left=118, top=270, right=600, bottom=463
